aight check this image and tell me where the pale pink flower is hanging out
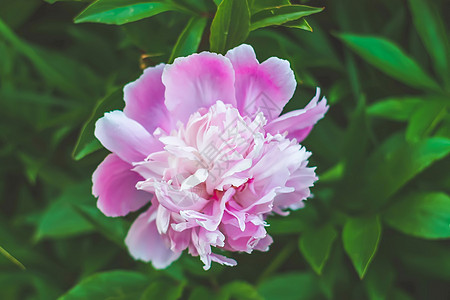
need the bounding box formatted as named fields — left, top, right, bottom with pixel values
left=92, top=44, right=328, bottom=270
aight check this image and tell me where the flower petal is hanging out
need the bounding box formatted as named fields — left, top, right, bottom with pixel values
left=226, top=44, right=296, bottom=120
left=93, top=154, right=151, bottom=217
left=95, top=111, right=162, bottom=163
left=265, top=88, right=329, bottom=142
left=124, top=64, right=173, bottom=133
left=125, top=207, right=181, bottom=269
left=162, top=52, right=236, bottom=123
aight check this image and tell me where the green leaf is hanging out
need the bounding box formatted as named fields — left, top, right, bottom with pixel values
left=342, top=215, right=382, bottom=279
left=58, top=270, right=149, bottom=300
left=169, top=17, right=207, bottom=63
left=258, top=272, right=320, bottom=300
left=74, top=1, right=181, bottom=25
left=72, top=88, right=122, bottom=160
left=35, top=185, right=96, bottom=240
left=367, top=97, right=424, bottom=121
left=36, top=200, right=93, bottom=240
left=364, top=259, right=395, bottom=300
left=250, top=5, right=323, bottom=31
left=408, top=0, right=450, bottom=84
left=0, top=19, right=92, bottom=98
left=299, top=223, right=338, bottom=275
left=210, top=0, right=250, bottom=54
left=218, top=281, right=263, bottom=300
left=384, top=192, right=450, bottom=239
left=140, top=279, right=185, bottom=300
left=406, top=100, right=447, bottom=142
left=283, top=18, right=313, bottom=32
left=249, top=0, right=290, bottom=13
left=337, top=34, right=440, bottom=91
left=363, top=135, right=450, bottom=207
left=392, top=236, right=450, bottom=280
left=188, top=286, right=215, bottom=300
left=0, top=246, right=25, bottom=270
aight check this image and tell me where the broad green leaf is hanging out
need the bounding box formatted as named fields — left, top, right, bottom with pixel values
left=367, top=97, right=423, bottom=121
left=408, top=0, right=450, bottom=83
left=169, top=17, right=207, bottom=63
left=299, top=224, right=337, bottom=275
left=36, top=200, right=93, bottom=240
left=268, top=205, right=318, bottom=235
left=140, top=279, right=185, bottom=300
left=249, top=0, right=290, bottom=13
left=363, top=135, right=450, bottom=207
left=250, top=5, right=323, bottom=31
left=188, top=286, right=215, bottom=300
left=364, top=259, right=395, bottom=300
left=218, top=281, right=263, bottom=300
left=388, top=233, right=450, bottom=280
left=319, top=162, right=344, bottom=183
left=210, top=0, right=250, bottom=54
left=72, top=88, right=122, bottom=160
left=35, top=185, right=96, bottom=240
left=75, top=1, right=181, bottom=25
left=284, top=18, right=312, bottom=32
left=73, top=204, right=128, bottom=246
left=384, top=192, right=450, bottom=239
left=0, top=246, right=25, bottom=270
left=406, top=100, right=447, bottom=142
left=338, top=34, right=440, bottom=91
left=342, top=215, right=382, bottom=278
left=59, top=271, right=149, bottom=300
left=258, top=272, right=320, bottom=300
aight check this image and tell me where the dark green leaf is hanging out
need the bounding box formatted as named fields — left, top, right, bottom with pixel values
left=364, top=259, right=395, bottom=300
left=258, top=272, right=320, bottom=300
left=363, top=135, right=450, bottom=207
left=250, top=5, right=323, bottom=31
left=219, top=281, right=263, bottom=300
left=406, top=100, right=447, bottom=142
left=140, top=279, right=185, bottom=300
left=338, top=34, right=440, bottom=91
left=75, top=1, right=181, bottom=25
left=408, top=0, right=450, bottom=84
left=0, top=19, right=92, bottom=98
left=384, top=192, right=450, bottom=239
left=342, top=215, right=381, bottom=278
left=299, top=223, right=337, bottom=275
left=367, top=97, right=423, bottom=121
left=169, top=17, right=207, bottom=63
left=210, top=0, right=250, bottom=54
left=59, top=271, right=149, bottom=300
left=72, top=88, right=122, bottom=160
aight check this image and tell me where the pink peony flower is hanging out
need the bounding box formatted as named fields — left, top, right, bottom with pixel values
left=92, top=44, right=328, bottom=270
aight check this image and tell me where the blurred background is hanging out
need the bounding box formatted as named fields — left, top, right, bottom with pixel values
left=0, top=0, right=449, bottom=299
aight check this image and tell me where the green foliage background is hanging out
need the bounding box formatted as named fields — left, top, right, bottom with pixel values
left=0, top=0, right=449, bottom=299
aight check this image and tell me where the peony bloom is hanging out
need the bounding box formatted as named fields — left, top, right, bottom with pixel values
left=92, top=44, right=328, bottom=270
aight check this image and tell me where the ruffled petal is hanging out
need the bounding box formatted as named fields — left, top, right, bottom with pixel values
left=124, top=64, right=173, bottom=133
left=265, top=88, right=329, bottom=142
left=226, top=44, right=296, bottom=120
left=162, top=52, right=236, bottom=123
left=92, top=154, right=151, bottom=217
left=125, top=207, right=181, bottom=269
left=95, top=111, right=162, bottom=163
